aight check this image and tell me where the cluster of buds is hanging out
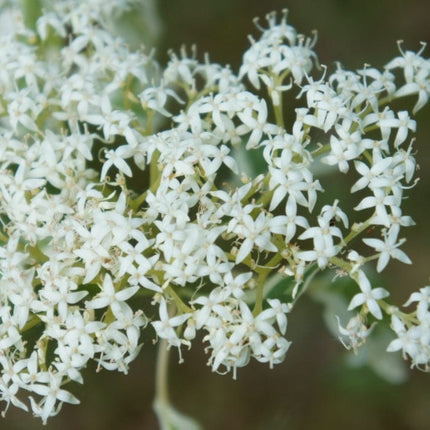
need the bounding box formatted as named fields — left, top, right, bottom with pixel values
left=0, top=1, right=429, bottom=423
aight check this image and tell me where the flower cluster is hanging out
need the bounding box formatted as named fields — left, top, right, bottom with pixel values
left=0, top=2, right=429, bottom=424
left=0, top=0, right=157, bottom=422
left=387, top=287, right=430, bottom=371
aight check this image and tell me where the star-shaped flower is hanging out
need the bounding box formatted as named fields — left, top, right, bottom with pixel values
left=348, top=271, right=389, bottom=320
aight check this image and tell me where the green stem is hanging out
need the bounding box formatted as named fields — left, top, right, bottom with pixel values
left=145, top=110, right=155, bottom=135
left=311, top=143, right=331, bottom=158
left=129, top=191, right=148, bottom=211
left=330, top=256, right=352, bottom=272
left=21, top=0, right=42, bottom=31
left=154, top=338, right=171, bottom=430
left=252, top=253, right=284, bottom=315
left=272, top=74, right=286, bottom=128
left=0, top=230, right=8, bottom=242
left=363, top=150, right=373, bottom=164
left=21, top=315, right=41, bottom=332
left=165, top=285, right=192, bottom=313
left=273, top=99, right=285, bottom=129
left=254, top=188, right=273, bottom=210
left=129, top=169, right=162, bottom=211
left=291, top=264, right=319, bottom=305
left=253, top=272, right=267, bottom=316
left=150, top=150, right=160, bottom=188
left=343, top=217, right=373, bottom=245
left=253, top=173, right=272, bottom=209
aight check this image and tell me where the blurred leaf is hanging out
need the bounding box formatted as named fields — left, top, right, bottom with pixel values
left=310, top=275, right=407, bottom=384
left=153, top=398, right=202, bottom=430
left=21, top=0, right=43, bottom=30
left=346, top=326, right=408, bottom=384
left=366, top=326, right=408, bottom=384
left=310, top=276, right=352, bottom=338
left=232, top=145, right=267, bottom=178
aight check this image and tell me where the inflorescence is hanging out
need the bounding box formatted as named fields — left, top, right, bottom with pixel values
left=0, top=1, right=429, bottom=423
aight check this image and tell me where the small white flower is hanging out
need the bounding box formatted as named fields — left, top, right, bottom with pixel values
left=336, top=314, right=374, bottom=352
left=234, top=212, right=278, bottom=264
left=266, top=299, right=290, bottom=335
left=30, top=372, right=79, bottom=424
left=151, top=299, right=191, bottom=355
left=322, top=133, right=360, bottom=173
left=100, top=146, right=134, bottom=180
left=86, top=274, right=139, bottom=319
left=351, top=156, right=393, bottom=193
left=348, top=271, right=389, bottom=320
left=378, top=110, right=416, bottom=147
left=363, top=229, right=411, bottom=272
left=354, top=188, right=399, bottom=227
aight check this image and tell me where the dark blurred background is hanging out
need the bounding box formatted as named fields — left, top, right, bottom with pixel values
left=7, top=0, right=430, bottom=429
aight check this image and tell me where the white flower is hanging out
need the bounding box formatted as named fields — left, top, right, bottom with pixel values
left=378, top=110, right=416, bottom=147
left=354, top=188, right=399, bottom=227
left=336, top=314, right=374, bottom=352
left=234, top=212, right=278, bottom=264
left=404, top=286, right=430, bottom=321
left=139, top=83, right=183, bottom=117
left=385, top=44, right=428, bottom=83
left=151, top=299, right=191, bottom=355
left=100, top=146, right=134, bottom=180
left=351, top=156, right=393, bottom=193
left=0, top=378, right=28, bottom=417
left=386, top=315, right=428, bottom=368
left=30, top=372, right=79, bottom=424
left=236, top=98, right=279, bottom=149
left=86, top=274, right=139, bottom=319
left=223, top=272, right=252, bottom=299
left=297, top=239, right=339, bottom=269
left=394, top=67, right=430, bottom=113
left=323, top=123, right=362, bottom=173
left=348, top=271, right=389, bottom=320
left=192, top=288, right=229, bottom=330
left=362, top=229, right=411, bottom=272
left=281, top=197, right=310, bottom=242
left=298, top=212, right=343, bottom=268
left=259, top=74, right=292, bottom=106
left=266, top=299, right=290, bottom=335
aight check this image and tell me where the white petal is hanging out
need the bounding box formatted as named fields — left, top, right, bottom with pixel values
left=348, top=293, right=366, bottom=310
left=236, top=238, right=253, bottom=264
left=367, top=299, right=383, bottom=320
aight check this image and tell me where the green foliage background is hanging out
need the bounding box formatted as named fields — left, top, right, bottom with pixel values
left=6, top=0, right=430, bottom=429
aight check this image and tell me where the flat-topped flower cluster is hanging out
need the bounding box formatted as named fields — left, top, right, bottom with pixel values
left=0, top=0, right=429, bottom=423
